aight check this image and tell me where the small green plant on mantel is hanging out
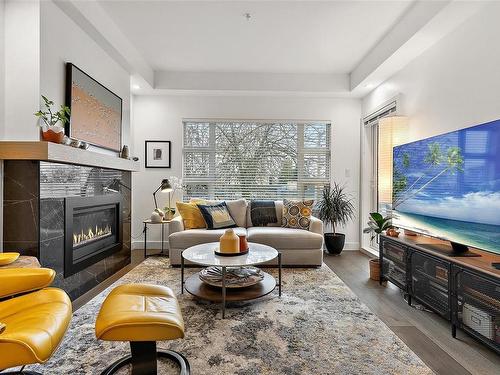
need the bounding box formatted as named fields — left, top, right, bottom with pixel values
left=34, top=95, right=71, bottom=130
left=34, top=95, right=70, bottom=143
left=363, top=212, right=394, bottom=242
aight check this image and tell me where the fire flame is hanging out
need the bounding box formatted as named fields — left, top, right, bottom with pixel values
left=73, top=224, right=112, bottom=247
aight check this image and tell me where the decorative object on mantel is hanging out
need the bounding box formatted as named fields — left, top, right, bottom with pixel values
left=120, top=145, right=130, bottom=159
left=145, top=140, right=171, bottom=168
left=34, top=95, right=70, bottom=144
left=65, top=63, right=122, bottom=152
left=317, top=183, right=356, bottom=255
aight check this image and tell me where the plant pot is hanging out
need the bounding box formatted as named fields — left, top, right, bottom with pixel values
left=369, top=258, right=381, bottom=281
left=324, top=233, right=346, bottom=254
left=164, top=210, right=175, bottom=221
left=41, top=127, right=65, bottom=143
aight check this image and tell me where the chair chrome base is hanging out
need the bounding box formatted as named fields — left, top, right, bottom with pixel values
left=101, top=341, right=190, bottom=375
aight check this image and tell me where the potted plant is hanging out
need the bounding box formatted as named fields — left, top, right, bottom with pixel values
left=316, top=183, right=356, bottom=254
left=362, top=212, right=394, bottom=241
left=34, top=95, right=70, bottom=143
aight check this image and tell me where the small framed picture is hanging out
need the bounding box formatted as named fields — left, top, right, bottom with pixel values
left=145, top=141, right=171, bottom=168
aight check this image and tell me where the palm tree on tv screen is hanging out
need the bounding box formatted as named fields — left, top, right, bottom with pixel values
left=392, top=142, right=464, bottom=209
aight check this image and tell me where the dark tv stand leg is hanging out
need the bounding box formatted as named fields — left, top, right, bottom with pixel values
left=451, top=324, right=457, bottom=338
left=407, top=294, right=412, bottom=306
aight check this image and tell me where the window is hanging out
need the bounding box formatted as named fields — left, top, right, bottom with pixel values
left=183, top=120, right=331, bottom=201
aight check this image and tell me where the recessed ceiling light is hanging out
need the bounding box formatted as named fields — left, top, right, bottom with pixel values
left=132, top=84, right=141, bottom=90
left=364, top=83, right=375, bottom=89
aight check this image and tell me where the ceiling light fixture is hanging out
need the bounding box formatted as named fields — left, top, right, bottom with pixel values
left=132, top=84, right=141, bottom=90
left=244, top=12, right=251, bottom=21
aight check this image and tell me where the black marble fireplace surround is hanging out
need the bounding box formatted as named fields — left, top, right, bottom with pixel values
left=3, top=160, right=131, bottom=300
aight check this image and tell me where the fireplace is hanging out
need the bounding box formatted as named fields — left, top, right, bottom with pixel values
left=65, top=195, right=122, bottom=277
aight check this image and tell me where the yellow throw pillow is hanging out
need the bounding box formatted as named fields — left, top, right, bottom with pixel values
left=176, top=201, right=207, bottom=229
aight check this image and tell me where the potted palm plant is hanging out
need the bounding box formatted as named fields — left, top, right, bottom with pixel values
left=316, top=183, right=356, bottom=254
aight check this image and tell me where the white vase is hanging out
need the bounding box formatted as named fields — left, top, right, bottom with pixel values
left=150, top=211, right=162, bottom=223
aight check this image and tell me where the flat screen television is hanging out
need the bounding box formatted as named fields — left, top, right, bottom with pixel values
left=392, top=119, right=500, bottom=256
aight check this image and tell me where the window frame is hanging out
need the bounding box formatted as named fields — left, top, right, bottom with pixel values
left=182, top=119, right=331, bottom=201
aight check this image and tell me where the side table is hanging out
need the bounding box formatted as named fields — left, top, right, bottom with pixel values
left=143, top=219, right=172, bottom=258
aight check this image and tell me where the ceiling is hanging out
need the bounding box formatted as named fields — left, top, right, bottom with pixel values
left=98, top=0, right=414, bottom=74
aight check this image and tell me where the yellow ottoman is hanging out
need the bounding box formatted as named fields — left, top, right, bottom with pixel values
left=95, top=284, right=190, bottom=375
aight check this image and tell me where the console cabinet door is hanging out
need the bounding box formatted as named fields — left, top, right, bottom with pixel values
left=411, top=251, right=451, bottom=319
left=455, top=269, right=500, bottom=351
left=381, top=238, right=408, bottom=290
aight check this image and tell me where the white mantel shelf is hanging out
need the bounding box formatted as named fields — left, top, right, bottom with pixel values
left=0, top=141, right=140, bottom=172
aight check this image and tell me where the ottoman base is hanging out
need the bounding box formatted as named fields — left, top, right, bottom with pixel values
left=101, top=341, right=190, bottom=375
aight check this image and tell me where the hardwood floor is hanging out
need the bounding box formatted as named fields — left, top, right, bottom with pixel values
left=73, top=249, right=499, bottom=375
left=324, top=251, right=500, bottom=375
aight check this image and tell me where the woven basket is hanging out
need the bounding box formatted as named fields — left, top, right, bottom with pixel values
left=369, top=258, right=381, bottom=281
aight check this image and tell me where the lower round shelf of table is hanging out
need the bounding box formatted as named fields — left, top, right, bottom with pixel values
left=184, top=271, right=276, bottom=303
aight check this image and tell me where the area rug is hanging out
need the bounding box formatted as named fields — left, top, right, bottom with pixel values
left=33, top=257, right=433, bottom=374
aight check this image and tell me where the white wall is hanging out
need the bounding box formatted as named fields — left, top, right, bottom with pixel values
left=360, top=2, right=500, bottom=250
left=40, top=0, right=131, bottom=152
left=3, top=0, right=40, bottom=140
left=132, top=95, right=361, bottom=250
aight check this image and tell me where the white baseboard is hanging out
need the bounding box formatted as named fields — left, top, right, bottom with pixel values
left=360, top=246, right=378, bottom=258
left=343, top=242, right=360, bottom=250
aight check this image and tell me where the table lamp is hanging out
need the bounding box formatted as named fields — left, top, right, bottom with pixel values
left=152, top=179, right=172, bottom=209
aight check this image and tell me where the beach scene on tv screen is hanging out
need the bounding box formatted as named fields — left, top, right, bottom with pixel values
left=392, top=119, right=500, bottom=255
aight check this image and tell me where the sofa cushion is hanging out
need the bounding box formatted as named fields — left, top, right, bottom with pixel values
left=246, top=200, right=283, bottom=227
left=176, top=201, right=207, bottom=229
left=282, top=199, right=314, bottom=230
left=197, top=202, right=237, bottom=230
left=169, top=227, right=247, bottom=249
left=191, top=198, right=247, bottom=228
left=247, top=227, right=323, bottom=250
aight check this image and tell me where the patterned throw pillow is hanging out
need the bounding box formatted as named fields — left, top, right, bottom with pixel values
left=282, top=199, right=314, bottom=230
left=197, top=202, right=237, bottom=230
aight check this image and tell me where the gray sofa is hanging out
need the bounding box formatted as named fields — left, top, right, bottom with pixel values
left=168, top=199, right=323, bottom=266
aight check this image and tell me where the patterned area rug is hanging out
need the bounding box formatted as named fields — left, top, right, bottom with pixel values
left=33, top=257, right=433, bottom=374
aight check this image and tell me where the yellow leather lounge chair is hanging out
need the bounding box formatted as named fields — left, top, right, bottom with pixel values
left=0, top=268, right=72, bottom=374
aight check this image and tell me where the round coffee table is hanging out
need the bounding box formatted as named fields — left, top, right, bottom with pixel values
left=181, top=242, right=282, bottom=318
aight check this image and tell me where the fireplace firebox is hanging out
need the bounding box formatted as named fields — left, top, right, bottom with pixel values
left=65, top=195, right=122, bottom=277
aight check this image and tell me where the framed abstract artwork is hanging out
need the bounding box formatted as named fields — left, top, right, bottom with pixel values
left=145, top=141, right=171, bottom=168
left=65, top=63, right=122, bottom=152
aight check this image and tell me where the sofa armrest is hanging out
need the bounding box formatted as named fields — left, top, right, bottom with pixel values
left=309, top=216, right=323, bottom=235
left=169, top=215, right=184, bottom=235
left=0, top=268, right=55, bottom=298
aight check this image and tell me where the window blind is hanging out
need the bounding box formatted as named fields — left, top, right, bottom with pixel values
left=182, top=120, right=331, bottom=201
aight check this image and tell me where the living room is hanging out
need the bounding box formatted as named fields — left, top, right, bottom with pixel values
left=0, top=1, right=499, bottom=374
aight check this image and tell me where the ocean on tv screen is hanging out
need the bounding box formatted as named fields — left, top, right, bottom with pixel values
left=392, top=119, right=500, bottom=255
